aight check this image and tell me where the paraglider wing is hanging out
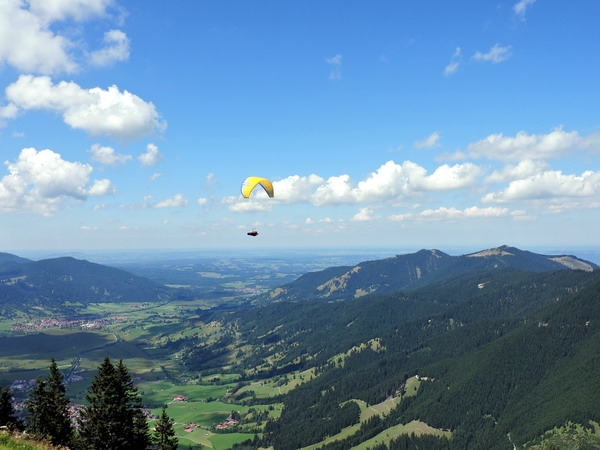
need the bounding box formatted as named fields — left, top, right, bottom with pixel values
left=241, top=177, right=274, bottom=198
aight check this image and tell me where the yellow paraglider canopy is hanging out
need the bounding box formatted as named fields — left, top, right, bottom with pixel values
left=241, top=177, right=274, bottom=198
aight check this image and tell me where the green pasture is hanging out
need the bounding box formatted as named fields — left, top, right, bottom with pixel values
left=151, top=399, right=243, bottom=426
left=302, top=378, right=426, bottom=450
left=148, top=400, right=254, bottom=449
left=234, top=368, right=315, bottom=400
left=140, top=379, right=230, bottom=406
left=175, top=430, right=255, bottom=450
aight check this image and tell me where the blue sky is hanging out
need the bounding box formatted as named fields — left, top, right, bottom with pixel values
left=1, top=0, right=599, bottom=254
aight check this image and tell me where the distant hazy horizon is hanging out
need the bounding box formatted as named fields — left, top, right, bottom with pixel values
left=9, top=244, right=600, bottom=266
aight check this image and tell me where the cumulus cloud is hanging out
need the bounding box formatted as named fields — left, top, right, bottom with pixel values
left=89, top=29, right=130, bottom=67
left=28, top=0, right=114, bottom=23
left=87, top=178, right=116, bottom=196
left=0, top=103, right=18, bottom=124
left=325, top=54, right=343, bottom=80
left=472, top=44, right=511, bottom=63
left=89, top=144, right=132, bottom=166
left=229, top=160, right=482, bottom=212
left=482, top=170, right=600, bottom=204
left=485, top=159, right=549, bottom=183
left=464, top=127, right=591, bottom=162
left=5, top=75, right=165, bottom=141
left=0, top=0, right=124, bottom=74
left=355, top=161, right=481, bottom=200
left=0, top=147, right=113, bottom=214
left=274, top=174, right=326, bottom=204
left=138, top=143, right=163, bottom=167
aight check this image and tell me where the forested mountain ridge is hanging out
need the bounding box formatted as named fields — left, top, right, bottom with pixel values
left=186, top=266, right=600, bottom=449
left=260, top=245, right=598, bottom=303
left=0, top=252, right=32, bottom=265
left=0, top=255, right=171, bottom=311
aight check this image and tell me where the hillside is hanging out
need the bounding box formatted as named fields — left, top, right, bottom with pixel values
left=261, top=245, right=598, bottom=303
left=2, top=246, right=599, bottom=449
left=0, top=255, right=172, bottom=312
left=181, top=259, right=600, bottom=448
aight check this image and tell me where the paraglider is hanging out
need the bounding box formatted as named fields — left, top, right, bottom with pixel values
left=241, top=176, right=273, bottom=237
left=241, top=177, right=274, bottom=199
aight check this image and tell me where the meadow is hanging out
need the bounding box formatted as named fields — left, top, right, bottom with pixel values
left=0, top=299, right=277, bottom=449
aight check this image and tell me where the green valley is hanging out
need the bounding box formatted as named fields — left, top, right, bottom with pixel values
left=2, top=247, right=600, bottom=449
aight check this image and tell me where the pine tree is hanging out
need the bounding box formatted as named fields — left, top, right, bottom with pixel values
left=153, top=408, right=179, bottom=450
left=25, top=359, right=73, bottom=447
left=78, top=357, right=150, bottom=450
left=116, top=359, right=150, bottom=449
left=0, top=386, right=22, bottom=431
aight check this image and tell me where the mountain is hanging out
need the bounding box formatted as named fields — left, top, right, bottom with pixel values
left=179, top=248, right=600, bottom=449
left=260, top=245, right=598, bottom=303
left=0, top=255, right=172, bottom=311
left=0, top=252, right=32, bottom=265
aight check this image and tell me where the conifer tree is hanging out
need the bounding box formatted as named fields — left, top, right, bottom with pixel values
left=0, top=386, right=22, bottom=431
left=78, top=357, right=150, bottom=450
left=116, top=359, right=151, bottom=449
left=25, top=359, right=72, bottom=447
left=153, top=408, right=179, bottom=450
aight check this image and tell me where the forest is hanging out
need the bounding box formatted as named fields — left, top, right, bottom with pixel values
left=181, top=267, right=600, bottom=449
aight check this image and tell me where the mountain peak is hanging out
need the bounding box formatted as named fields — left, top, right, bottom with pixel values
left=261, top=246, right=598, bottom=303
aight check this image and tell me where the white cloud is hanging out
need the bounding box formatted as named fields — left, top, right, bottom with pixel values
left=28, top=0, right=114, bottom=23
left=313, top=174, right=355, bottom=205
left=443, top=47, right=461, bottom=76
left=421, top=206, right=511, bottom=220
left=0, top=103, right=18, bottom=124
left=420, top=163, right=482, bottom=190
left=482, top=170, right=600, bottom=205
left=87, top=178, right=115, bottom=196
left=5, top=75, right=165, bottom=141
left=228, top=160, right=482, bottom=212
left=355, top=161, right=481, bottom=200
left=89, top=144, right=132, bottom=166
left=228, top=198, right=273, bottom=213
left=0, top=0, right=123, bottom=74
left=351, top=207, right=376, bottom=222
left=138, top=143, right=163, bottom=167
left=154, top=193, right=188, bottom=208
left=89, top=29, right=130, bottom=67
left=325, top=54, right=343, bottom=80
left=389, top=206, right=511, bottom=222
left=415, top=132, right=441, bottom=149
left=465, top=128, right=588, bottom=162
left=472, top=44, right=511, bottom=63
left=273, top=174, right=325, bottom=204
left=513, top=0, right=536, bottom=21
left=444, top=61, right=459, bottom=76
left=485, top=159, right=549, bottom=183
left=0, top=147, right=112, bottom=214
